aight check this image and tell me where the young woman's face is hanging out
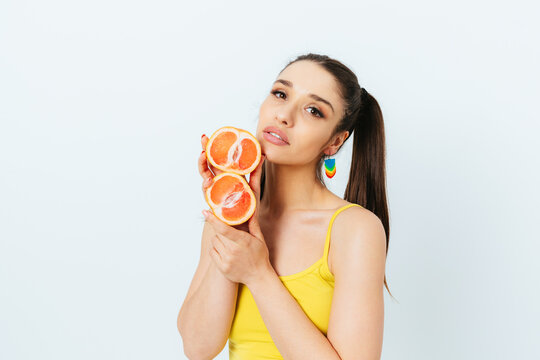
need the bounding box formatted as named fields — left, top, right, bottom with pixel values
left=256, top=60, right=346, bottom=164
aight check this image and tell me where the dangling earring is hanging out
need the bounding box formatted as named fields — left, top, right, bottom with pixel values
left=324, top=157, right=336, bottom=178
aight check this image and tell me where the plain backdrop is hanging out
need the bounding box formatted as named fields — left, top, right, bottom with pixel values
left=1, top=0, right=539, bottom=359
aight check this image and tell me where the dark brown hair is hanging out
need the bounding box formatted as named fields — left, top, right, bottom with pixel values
left=260, top=53, right=393, bottom=299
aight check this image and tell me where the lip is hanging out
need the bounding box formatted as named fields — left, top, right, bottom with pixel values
left=263, top=126, right=289, bottom=144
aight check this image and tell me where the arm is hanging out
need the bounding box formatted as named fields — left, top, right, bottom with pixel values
left=326, top=209, right=386, bottom=359
left=245, top=209, right=387, bottom=360
left=177, top=221, right=239, bottom=360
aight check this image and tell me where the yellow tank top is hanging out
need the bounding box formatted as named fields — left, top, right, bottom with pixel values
left=228, top=203, right=363, bottom=359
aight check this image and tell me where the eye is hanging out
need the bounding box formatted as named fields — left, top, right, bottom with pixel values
left=271, top=90, right=286, bottom=99
left=307, top=106, right=324, bottom=118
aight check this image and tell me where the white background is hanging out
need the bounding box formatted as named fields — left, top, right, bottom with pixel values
left=1, top=1, right=539, bottom=359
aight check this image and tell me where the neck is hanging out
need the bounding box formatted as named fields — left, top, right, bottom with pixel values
left=259, top=159, right=329, bottom=219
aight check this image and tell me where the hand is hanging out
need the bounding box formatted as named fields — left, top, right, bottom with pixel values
left=202, top=153, right=271, bottom=286
left=203, top=208, right=271, bottom=286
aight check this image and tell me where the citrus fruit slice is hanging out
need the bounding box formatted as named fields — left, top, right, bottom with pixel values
left=204, top=172, right=257, bottom=225
left=205, top=126, right=262, bottom=175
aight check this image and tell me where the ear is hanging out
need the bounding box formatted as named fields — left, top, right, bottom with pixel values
left=323, top=131, right=349, bottom=156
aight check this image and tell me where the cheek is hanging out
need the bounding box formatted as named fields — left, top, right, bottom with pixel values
left=292, top=127, right=329, bottom=154
left=258, top=101, right=272, bottom=120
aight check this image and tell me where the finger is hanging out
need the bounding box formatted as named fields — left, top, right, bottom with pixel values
left=209, top=245, right=223, bottom=268
left=201, top=134, right=216, bottom=179
left=198, top=150, right=214, bottom=185
left=201, top=134, right=208, bottom=149
left=201, top=137, right=221, bottom=177
left=203, top=209, right=238, bottom=239
left=216, top=232, right=240, bottom=252
left=201, top=174, right=213, bottom=192
left=210, top=234, right=228, bottom=256
left=249, top=155, right=266, bottom=199
left=247, top=206, right=264, bottom=239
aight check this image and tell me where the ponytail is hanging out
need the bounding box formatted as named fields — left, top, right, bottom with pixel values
left=344, top=89, right=394, bottom=299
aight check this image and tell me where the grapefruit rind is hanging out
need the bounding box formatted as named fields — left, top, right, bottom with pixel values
left=205, top=126, right=261, bottom=175
left=204, top=172, right=257, bottom=226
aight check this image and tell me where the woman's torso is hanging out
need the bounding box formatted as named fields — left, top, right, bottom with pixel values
left=228, top=201, right=363, bottom=359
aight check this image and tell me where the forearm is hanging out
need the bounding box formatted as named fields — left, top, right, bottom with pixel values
left=246, top=268, right=342, bottom=360
left=178, top=261, right=239, bottom=359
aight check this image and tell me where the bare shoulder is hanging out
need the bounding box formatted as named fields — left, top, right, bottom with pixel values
left=329, top=204, right=387, bottom=276
left=332, top=202, right=385, bottom=239
left=326, top=204, right=386, bottom=358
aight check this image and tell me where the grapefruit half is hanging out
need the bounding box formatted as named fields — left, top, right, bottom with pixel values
left=205, top=126, right=261, bottom=175
left=204, top=172, right=257, bottom=225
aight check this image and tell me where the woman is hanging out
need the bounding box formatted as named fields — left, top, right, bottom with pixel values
left=178, top=53, right=392, bottom=360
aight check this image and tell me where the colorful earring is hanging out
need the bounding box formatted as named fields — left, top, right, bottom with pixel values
left=324, top=157, right=336, bottom=178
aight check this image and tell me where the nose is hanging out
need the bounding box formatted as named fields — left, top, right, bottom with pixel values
left=275, top=104, right=294, bottom=126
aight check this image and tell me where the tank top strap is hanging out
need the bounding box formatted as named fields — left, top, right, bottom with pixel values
left=323, top=203, right=364, bottom=263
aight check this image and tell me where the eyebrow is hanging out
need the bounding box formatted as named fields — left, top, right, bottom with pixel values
left=273, top=79, right=335, bottom=114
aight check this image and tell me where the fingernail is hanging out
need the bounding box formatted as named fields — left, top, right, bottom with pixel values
left=201, top=134, right=206, bottom=139
left=202, top=210, right=208, bottom=218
